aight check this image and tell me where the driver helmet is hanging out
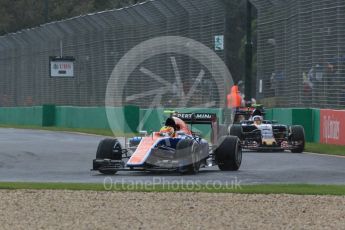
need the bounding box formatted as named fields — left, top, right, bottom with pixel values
left=253, top=115, right=263, bottom=125
left=159, top=126, right=175, bottom=137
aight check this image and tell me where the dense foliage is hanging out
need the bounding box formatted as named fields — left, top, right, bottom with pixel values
left=0, top=0, right=145, bottom=35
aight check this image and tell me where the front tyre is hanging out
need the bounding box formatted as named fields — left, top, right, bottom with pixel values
left=290, top=126, right=305, bottom=153
left=176, top=139, right=201, bottom=175
left=215, top=136, right=242, bottom=171
left=96, top=138, right=122, bottom=175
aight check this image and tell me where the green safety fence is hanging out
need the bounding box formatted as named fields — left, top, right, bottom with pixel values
left=0, top=105, right=140, bottom=134
left=0, top=106, right=43, bottom=126
left=265, top=108, right=319, bottom=142
left=55, top=106, right=110, bottom=129
left=0, top=106, right=321, bottom=143
left=55, top=105, right=139, bottom=134
left=312, top=109, right=320, bottom=143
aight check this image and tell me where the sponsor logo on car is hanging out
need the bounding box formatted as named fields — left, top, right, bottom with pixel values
left=177, top=113, right=213, bottom=120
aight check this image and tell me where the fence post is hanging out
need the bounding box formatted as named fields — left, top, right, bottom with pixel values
left=42, top=104, right=56, bottom=127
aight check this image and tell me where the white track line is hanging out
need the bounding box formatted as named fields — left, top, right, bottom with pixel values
left=304, top=152, right=345, bottom=159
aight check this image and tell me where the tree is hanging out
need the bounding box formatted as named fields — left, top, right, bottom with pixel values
left=0, top=0, right=44, bottom=35
left=223, top=0, right=247, bottom=83
left=0, top=0, right=146, bottom=35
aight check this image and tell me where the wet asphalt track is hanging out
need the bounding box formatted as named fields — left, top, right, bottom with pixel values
left=0, top=128, right=344, bottom=185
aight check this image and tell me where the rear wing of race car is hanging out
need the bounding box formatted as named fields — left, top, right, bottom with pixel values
left=234, top=105, right=266, bottom=122
left=174, top=113, right=217, bottom=124
left=173, top=112, right=219, bottom=144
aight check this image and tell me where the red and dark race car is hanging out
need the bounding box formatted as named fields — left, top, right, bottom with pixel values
left=92, top=112, right=242, bottom=175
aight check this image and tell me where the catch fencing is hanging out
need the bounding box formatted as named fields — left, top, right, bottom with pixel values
left=0, top=0, right=227, bottom=108
left=251, top=0, right=345, bottom=109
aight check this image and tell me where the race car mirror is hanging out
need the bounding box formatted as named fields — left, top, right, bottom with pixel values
left=176, top=131, right=186, bottom=136
left=139, top=131, right=148, bottom=136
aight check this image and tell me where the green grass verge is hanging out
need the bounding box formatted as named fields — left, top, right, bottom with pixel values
left=0, top=182, right=344, bottom=196
left=0, top=124, right=136, bottom=138
left=305, top=142, right=345, bottom=156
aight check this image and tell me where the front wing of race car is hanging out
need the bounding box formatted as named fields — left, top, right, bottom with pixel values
left=243, top=143, right=300, bottom=151
left=241, top=137, right=304, bottom=152
left=93, top=159, right=182, bottom=172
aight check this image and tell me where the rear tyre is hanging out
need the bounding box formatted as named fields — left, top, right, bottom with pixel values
left=290, top=126, right=305, bottom=153
left=176, top=139, right=200, bottom=175
left=215, top=136, right=242, bottom=171
left=96, top=139, right=122, bottom=175
left=229, top=125, right=243, bottom=140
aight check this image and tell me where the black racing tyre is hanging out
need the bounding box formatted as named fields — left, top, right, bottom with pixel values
left=215, top=136, right=242, bottom=171
left=96, top=139, right=122, bottom=175
left=290, top=126, right=305, bottom=153
left=176, top=139, right=200, bottom=175
left=229, top=125, right=243, bottom=140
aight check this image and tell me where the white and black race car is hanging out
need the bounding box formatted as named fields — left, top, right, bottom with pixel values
left=230, top=116, right=305, bottom=153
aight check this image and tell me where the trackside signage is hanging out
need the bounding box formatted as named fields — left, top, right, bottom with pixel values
left=49, top=56, right=75, bottom=77
left=320, top=109, right=345, bottom=145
